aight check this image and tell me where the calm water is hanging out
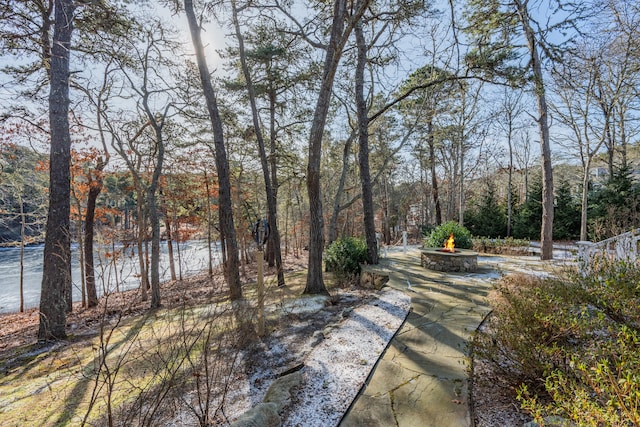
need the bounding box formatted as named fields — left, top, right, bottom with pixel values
left=0, top=240, right=220, bottom=314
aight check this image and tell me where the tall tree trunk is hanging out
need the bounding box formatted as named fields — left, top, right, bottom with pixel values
left=175, top=216, right=183, bottom=280
left=148, top=184, right=162, bottom=308
left=19, top=198, right=25, bottom=313
left=580, top=157, right=591, bottom=241
left=77, top=212, right=85, bottom=308
left=328, top=132, right=356, bottom=244
left=383, top=176, right=390, bottom=244
left=428, top=120, right=442, bottom=225
left=507, top=122, right=514, bottom=237
left=231, top=0, right=285, bottom=286
left=618, top=105, right=627, bottom=169
left=184, top=0, right=242, bottom=300
left=600, top=102, right=615, bottom=177
left=355, top=22, right=378, bottom=265
left=136, top=193, right=149, bottom=300
left=165, top=215, right=177, bottom=281
left=86, top=70, right=111, bottom=308
left=84, top=173, right=102, bottom=308
left=39, top=0, right=75, bottom=340
left=268, top=85, right=286, bottom=285
left=516, top=0, right=554, bottom=260
left=305, top=0, right=357, bottom=295
left=203, top=170, right=214, bottom=277
left=458, top=134, right=465, bottom=225
left=145, top=120, right=165, bottom=308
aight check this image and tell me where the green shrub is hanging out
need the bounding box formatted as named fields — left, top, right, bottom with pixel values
left=579, top=258, right=640, bottom=327
left=474, top=260, right=640, bottom=424
left=519, top=325, right=640, bottom=426
left=419, top=224, right=435, bottom=237
left=423, top=221, right=473, bottom=249
left=324, top=237, right=368, bottom=276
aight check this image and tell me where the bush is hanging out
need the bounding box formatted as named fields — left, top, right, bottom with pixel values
left=519, top=325, right=640, bottom=426
left=423, top=221, right=473, bottom=249
left=472, top=237, right=531, bottom=255
left=473, top=274, right=590, bottom=388
left=474, top=260, right=640, bottom=424
left=324, top=237, right=368, bottom=276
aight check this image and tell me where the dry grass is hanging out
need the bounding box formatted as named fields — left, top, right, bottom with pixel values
left=0, top=253, right=376, bottom=426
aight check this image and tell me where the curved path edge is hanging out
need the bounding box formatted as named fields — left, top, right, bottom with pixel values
left=339, top=248, right=496, bottom=427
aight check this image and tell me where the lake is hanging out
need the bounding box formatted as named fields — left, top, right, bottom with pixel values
left=0, top=240, right=220, bottom=314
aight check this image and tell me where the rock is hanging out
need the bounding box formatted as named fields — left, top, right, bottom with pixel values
left=264, top=371, right=304, bottom=411
left=281, top=295, right=330, bottom=314
left=360, top=268, right=389, bottom=290
left=230, top=402, right=280, bottom=427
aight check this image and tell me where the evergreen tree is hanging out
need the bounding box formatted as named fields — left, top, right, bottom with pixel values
left=514, top=174, right=543, bottom=240
left=589, top=165, right=640, bottom=238
left=465, top=180, right=507, bottom=238
left=553, top=180, right=580, bottom=240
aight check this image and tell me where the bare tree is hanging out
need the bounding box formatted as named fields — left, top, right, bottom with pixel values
left=183, top=0, right=242, bottom=300
left=552, top=51, right=607, bottom=241
left=229, top=0, right=285, bottom=286
left=498, top=87, right=525, bottom=236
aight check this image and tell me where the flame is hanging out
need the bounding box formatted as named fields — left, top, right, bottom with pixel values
left=443, top=233, right=455, bottom=252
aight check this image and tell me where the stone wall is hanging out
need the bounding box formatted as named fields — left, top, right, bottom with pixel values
left=420, top=249, right=478, bottom=272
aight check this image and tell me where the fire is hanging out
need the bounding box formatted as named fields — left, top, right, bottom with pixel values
left=443, top=233, right=455, bottom=252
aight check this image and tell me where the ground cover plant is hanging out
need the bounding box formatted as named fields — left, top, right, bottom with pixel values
left=473, top=258, right=640, bottom=425
left=472, top=237, right=531, bottom=255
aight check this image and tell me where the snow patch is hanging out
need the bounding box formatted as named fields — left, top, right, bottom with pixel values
left=282, top=288, right=410, bottom=427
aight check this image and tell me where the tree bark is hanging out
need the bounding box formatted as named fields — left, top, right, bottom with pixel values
left=38, top=0, right=75, bottom=340
left=305, top=0, right=348, bottom=295
left=148, top=178, right=162, bottom=308
left=231, top=0, right=285, bottom=286
left=165, top=215, right=177, bottom=281
left=328, top=132, right=356, bottom=244
left=428, top=120, right=442, bottom=225
left=184, top=0, right=242, bottom=300
left=203, top=170, right=214, bottom=277
left=136, top=193, right=149, bottom=301
left=355, top=22, right=378, bottom=265
left=84, top=176, right=102, bottom=307
left=515, top=0, right=554, bottom=260
left=19, top=198, right=25, bottom=313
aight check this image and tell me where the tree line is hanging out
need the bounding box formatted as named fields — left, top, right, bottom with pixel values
left=0, top=0, right=638, bottom=340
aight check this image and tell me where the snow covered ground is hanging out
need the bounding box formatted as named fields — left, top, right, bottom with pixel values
left=282, top=289, right=411, bottom=427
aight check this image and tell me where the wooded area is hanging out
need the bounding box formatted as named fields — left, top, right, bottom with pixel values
left=0, top=0, right=638, bottom=340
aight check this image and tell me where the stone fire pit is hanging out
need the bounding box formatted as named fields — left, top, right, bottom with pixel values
left=420, top=248, right=478, bottom=272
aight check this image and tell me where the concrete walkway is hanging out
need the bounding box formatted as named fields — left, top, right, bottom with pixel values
left=339, top=247, right=505, bottom=427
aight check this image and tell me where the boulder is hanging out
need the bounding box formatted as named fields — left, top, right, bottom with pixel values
left=359, top=267, right=389, bottom=290
left=230, top=402, right=280, bottom=427
left=264, top=371, right=304, bottom=411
